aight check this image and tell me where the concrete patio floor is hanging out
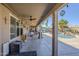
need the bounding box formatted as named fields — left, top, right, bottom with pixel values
left=20, top=33, right=52, bottom=56
left=20, top=32, right=79, bottom=56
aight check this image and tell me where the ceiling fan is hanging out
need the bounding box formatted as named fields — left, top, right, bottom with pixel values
left=29, top=16, right=36, bottom=21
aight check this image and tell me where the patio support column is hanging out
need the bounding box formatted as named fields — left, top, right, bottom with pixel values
left=52, top=11, right=58, bottom=56
left=51, top=3, right=65, bottom=56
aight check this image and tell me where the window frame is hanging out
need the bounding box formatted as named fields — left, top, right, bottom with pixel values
left=9, top=13, right=21, bottom=40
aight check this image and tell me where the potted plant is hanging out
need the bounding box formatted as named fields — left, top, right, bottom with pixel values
left=20, top=35, right=26, bottom=42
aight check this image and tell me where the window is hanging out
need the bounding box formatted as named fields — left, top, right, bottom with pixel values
left=20, top=28, right=23, bottom=35
left=16, top=22, right=20, bottom=36
left=10, top=16, right=17, bottom=39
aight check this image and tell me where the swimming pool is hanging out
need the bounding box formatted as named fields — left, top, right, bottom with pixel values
left=58, top=33, right=75, bottom=39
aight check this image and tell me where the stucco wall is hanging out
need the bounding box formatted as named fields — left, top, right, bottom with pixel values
left=0, top=4, right=22, bottom=55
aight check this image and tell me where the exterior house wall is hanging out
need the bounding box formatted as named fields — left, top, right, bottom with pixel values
left=0, top=4, right=22, bottom=55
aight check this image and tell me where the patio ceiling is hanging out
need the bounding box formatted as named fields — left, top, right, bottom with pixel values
left=5, top=3, right=55, bottom=26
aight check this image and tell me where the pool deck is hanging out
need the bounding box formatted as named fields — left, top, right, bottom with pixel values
left=43, top=33, right=79, bottom=56
left=58, top=36, right=79, bottom=49
left=58, top=34, right=79, bottom=56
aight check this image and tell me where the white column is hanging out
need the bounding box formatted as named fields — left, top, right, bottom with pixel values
left=52, top=11, right=58, bottom=56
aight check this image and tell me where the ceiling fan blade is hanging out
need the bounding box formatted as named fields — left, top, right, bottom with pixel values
left=30, top=18, right=36, bottom=21
left=32, top=18, right=36, bottom=20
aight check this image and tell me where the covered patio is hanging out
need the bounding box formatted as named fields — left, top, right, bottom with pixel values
left=1, top=3, right=78, bottom=56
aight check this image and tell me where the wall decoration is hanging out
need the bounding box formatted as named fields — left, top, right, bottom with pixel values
left=4, top=16, right=7, bottom=24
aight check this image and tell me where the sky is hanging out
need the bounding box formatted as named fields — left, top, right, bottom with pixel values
left=41, top=3, right=79, bottom=28
left=58, top=3, right=79, bottom=26
left=47, top=15, right=52, bottom=27
left=41, top=15, right=52, bottom=28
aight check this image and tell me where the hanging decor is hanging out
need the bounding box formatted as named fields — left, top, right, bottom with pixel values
left=60, top=10, right=65, bottom=16
left=4, top=16, right=7, bottom=24
left=66, top=4, right=69, bottom=8
left=60, top=4, right=69, bottom=16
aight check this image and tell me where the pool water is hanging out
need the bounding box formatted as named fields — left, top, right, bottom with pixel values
left=58, top=33, right=75, bottom=39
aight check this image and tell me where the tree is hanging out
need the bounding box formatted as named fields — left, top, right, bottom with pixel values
left=58, top=19, right=68, bottom=32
